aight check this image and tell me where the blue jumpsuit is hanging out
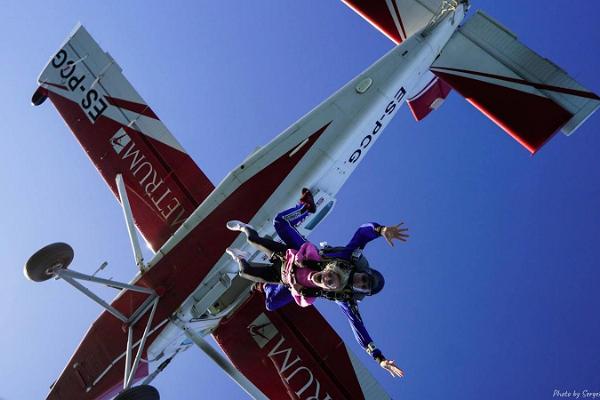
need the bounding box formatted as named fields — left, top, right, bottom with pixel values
left=264, top=203, right=386, bottom=363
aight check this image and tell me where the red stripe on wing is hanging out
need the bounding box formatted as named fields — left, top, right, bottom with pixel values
left=106, top=96, right=160, bottom=119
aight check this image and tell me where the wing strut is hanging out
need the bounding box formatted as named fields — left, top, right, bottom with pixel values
left=52, top=268, right=160, bottom=391
left=124, top=296, right=159, bottom=389
left=57, top=269, right=155, bottom=322
left=171, top=317, right=268, bottom=400
left=116, top=174, right=146, bottom=270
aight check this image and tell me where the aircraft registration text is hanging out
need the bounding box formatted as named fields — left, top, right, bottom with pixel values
left=51, top=49, right=108, bottom=123
left=347, top=87, right=406, bottom=164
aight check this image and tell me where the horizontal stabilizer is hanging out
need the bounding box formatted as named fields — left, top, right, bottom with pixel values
left=34, top=24, right=214, bottom=250
left=431, top=11, right=600, bottom=153
left=342, top=0, right=442, bottom=43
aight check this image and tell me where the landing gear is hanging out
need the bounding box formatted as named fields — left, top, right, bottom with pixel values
left=24, top=242, right=74, bottom=282
left=24, top=241, right=161, bottom=395
left=114, top=385, right=160, bottom=400
left=31, top=86, right=48, bottom=106
left=24, top=178, right=167, bottom=397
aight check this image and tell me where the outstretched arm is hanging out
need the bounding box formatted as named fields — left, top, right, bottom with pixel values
left=345, top=223, right=383, bottom=250
left=345, top=222, right=409, bottom=251
left=337, top=301, right=404, bottom=378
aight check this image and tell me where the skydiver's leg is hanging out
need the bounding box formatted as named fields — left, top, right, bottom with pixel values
left=272, top=189, right=316, bottom=250
left=244, top=227, right=288, bottom=258
left=226, top=247, right=282, bottom=283
left=238, top=259, right=282, bottom=284
left=227, top=189, right=315, bottom=254
left=264, top=284, right=295, bottom=311
left=226, top=220, right=287, bottom=258
left=274, top=204, right=309, bottom=250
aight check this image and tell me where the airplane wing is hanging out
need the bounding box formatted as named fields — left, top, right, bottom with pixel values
left=35, top=21, right=401, bottom=399
left=33, top=24, right=214, bottom=252
left=214, top=294, right=389, bottom=400
left=342, top=0, right=443, bottom=44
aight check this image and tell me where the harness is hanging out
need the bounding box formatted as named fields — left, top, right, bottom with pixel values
left=296, top=257, right=364, bottom=302
left=299, top=285, right=357, bottom=302
left=279, top=244, right=369, bottom=302
left=319, top=245, right=363, bottom=261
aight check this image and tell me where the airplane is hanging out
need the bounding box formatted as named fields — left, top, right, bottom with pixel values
left=25, top=1, right=599, bottom=399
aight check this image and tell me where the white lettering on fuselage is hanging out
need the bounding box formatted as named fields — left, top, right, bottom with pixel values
left=111, top=129, right=187, bottom=227
left=347, top=87, right=406, bottom=164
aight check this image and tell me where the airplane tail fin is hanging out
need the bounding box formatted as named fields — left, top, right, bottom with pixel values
left=406, top=72, right=453, bottom=121
left=33, top=24, right=214, bottom=251
left=431, top=11, right=600, bottom=153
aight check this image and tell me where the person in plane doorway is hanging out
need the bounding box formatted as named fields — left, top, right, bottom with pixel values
left=225, top=188, right=409, bottom=377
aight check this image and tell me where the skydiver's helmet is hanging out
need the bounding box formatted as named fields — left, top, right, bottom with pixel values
left=367, top=268, right=385, bottom=296
left=351, top=268, right=385, bottom=298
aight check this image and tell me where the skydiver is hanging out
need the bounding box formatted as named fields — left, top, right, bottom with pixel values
left=225, top=189, right=409, bottom=378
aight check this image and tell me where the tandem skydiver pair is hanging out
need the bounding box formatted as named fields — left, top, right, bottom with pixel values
left=225, top=188, right=408, bottom=378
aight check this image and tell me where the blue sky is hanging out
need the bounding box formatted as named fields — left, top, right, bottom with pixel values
left=2, top=1, right=599, bottom=399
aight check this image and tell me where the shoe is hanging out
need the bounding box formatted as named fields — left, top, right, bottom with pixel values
left=226, top=220, right=255, bottom=232
left=300, top=188, right=316, bottom=213
left=251, top=282, right=265, bottom=294
left=225, top=247, right=249, bottom=260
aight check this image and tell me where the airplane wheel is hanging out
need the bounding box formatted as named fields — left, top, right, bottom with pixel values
left=31, top=86, right=48, bottom=106
left=114, top=385, right=160, bottom=400
left=24, top=242, right=74, bottom=282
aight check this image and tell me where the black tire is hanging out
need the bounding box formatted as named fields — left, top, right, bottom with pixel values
left=31, top=87, right=48, bottom=106
left=24, top=242, right=74, bottom=282
left=114, top=385, right=160, bottom=400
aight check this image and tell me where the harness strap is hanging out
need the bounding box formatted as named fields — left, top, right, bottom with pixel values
left=298, top=287, right=355, bottom=302
left=320, top=247, right=363, bottom=263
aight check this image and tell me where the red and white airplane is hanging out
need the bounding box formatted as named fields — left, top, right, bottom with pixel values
left=27, top=1, right=599, bottom=399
